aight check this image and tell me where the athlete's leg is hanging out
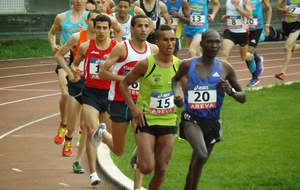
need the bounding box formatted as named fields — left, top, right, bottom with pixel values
left=54, top=69, right=69, bottom=144
left=99, top=111, right=112, bottom=134
left=136, top=132, right=156, bottom=175
left=75, top=119, right=87, bottom=164
left=148, top=134, right=175, bottom=190
left=65, top=96, right=81, bottom=138
left=281, top=30, right=300, bottom=74
left=182, top=121, right=214, bottom=190
left=292, top=43, right=300, bottom=51
left=57, top=68, right=69, bottom=125
left=220, top=39, right=235, bottom=61
left=188, top=34, right=202, bottom=58
left=102, top=121, right=130, bottom=156
left=131, top=121, right=144, bottom=190
left=82, top=104, right=99, bottom=174
left=239, top=45, right=252, bottom=61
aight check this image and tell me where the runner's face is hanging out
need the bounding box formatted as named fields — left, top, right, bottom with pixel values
left=72, top=0, right=87, bottom=11
left=87, top=13, right=99, bottom=32
left=155, top=30, right=176, bottom=55
left=85, top=2, right=96, bottom=11
left=117, top=1, right=130, bottom=18
left=131, top=18, right=150, bottom=41
left=95, top=0, right=108, bottom=13
left=94, top=21, right=110, bottom=41
left=201, top=32, right=221, bottom=57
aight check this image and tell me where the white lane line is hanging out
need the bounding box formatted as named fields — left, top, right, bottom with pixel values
left=238, top=72, right=300, bottom=81
left=12, top=168, right=23, bottom=172
left=0, top=71, right=53, bottom=79
left=0, top=80, right=57, bottom=90
left=59, top=183, right=71, bottom=187
left=0, top=93, right=60, bottom=106
left=0, top=63, right=55, bottom=70
left=0, top=113, right=59, bottom=140
left=0, top=89, right=59, bottom=92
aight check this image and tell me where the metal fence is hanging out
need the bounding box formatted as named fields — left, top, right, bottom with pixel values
left=0, top=0, right=71, bottom=40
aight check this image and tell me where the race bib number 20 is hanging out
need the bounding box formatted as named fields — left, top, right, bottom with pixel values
left=187, top=84, right=217, bottom=110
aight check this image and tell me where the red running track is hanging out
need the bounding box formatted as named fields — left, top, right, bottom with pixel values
left=0, top=40, right=299, bottom=189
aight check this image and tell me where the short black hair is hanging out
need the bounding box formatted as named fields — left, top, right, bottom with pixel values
left=131, top=14, right=149, bottom=27
left=118, top=0, right=131, bottom=6
left=93, top=14, right=112, bottom=28
left=155, top=24, right=173, bottom=40
left=87, top=9, right=101, bottom=19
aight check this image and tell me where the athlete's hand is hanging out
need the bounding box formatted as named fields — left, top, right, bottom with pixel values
left=264, top=26, right=270, bottom=37
left=286, top=5, right=294, bottom=12
left=77, top=23, right=84, bottom=32
left=208, top=14, right=215, bottom=22
left=218, top=77, right=231, bottom=95
left=174, top=95, right=183, bottom=107
left=52, top=45, right=60, bottom=54
left=233, top=0, right=240, bottom=7
left=70, top=65, right=80, bottom=83
left=132, top=107, right=146, bottom=127
left=170, top=10, right=180, bottom=18
left=221, top=15, right=227, bottom=22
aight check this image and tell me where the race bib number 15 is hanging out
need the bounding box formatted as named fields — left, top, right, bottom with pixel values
left=149, top=91, right=174, bottom=115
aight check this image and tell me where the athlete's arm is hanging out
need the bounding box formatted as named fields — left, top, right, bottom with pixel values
left=262, top=0, right=272, bottom=37
left=48, top=13, right=64, bottom=54
left=208, top=0, right=220, bottom=22
left=177, top=0, right=190, bottom=25
left=276, top=0, right=291, bottom=13
left=235, top=0, right=253, bottom=20
left=150, top=44, right=159, bottom=54
left=110, top=15, right=124, bottom=42
left=219, top=60, right=246, bottom=103
left=70, top=41, right=89, bottom=82
left=54, top=33, right=79, bottom=78
left=133, top=5, right=146, bottom=16
left=119, top=59, right=148, bottom=127
left=160, top=1, right=171, bottom=27
left=171, top=59, right=191, bottom=107
left=98, top=43, right=126, bottom=81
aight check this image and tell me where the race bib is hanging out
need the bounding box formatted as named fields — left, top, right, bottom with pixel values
left=150, top=17, right=158, bottom=30
left=149, top=91, right=174, bottom=115
left=63, top=51, right=71, bottom=64
left=190, top=13, right=206, bottom=26
left=161, top=16, right=179, bottom=29
left=129, top=82, right=139, bottom=96
left=78, top=58, right=85, bottom=76
left=89, top=58, right=105, bottom=79
left=247, top=17, right=258, bottom=29
left=227, top=16, right=243, bottom=29
left=285, top=5, right=300, bottom=17
left=187, top=84, right=217, bottom=110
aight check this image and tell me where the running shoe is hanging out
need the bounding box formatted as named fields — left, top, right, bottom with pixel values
left=62, top=140, right=73, bottom=157
left=275, top=73, right=284, bottom=80
left=91, top=123, right=106, bottom=148
left=247, top=76, right=260, bottom=87
left=73, top=161, right=85, bottom=174
left=130, top=146, right=138, bottom=170
left=54, top=125, right=67, bottom=145
left=255, top=56, right=264, bottom=76
left=90, top=172, right=101, bottom=186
